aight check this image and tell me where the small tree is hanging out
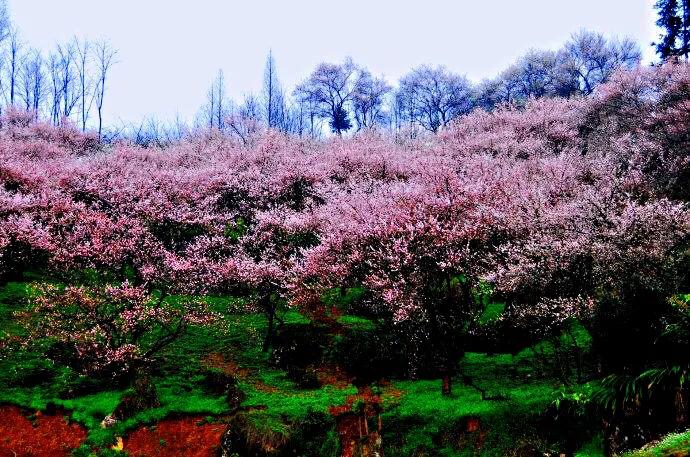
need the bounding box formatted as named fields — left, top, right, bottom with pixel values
left=22, top=282, right=217, bottom=379
left=93, top=40, right=117, bottom=140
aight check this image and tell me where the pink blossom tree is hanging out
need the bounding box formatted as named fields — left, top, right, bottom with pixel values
left=21, top=281, right=217, bottom=379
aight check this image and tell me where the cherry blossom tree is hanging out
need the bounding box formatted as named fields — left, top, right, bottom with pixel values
left=21, top=281, right=217, bottom=379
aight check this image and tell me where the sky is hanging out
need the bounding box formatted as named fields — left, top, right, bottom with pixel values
left=9, top=0, right=659, bottom=127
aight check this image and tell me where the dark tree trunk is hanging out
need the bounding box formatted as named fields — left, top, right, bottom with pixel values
left=442, top=373, right=452, bottom=396
left=261, top=294, right=275, bottom=352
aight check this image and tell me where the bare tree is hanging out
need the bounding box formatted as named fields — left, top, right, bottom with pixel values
left=292, top=94, right=320, bottom=137
left=47, top=51, right=61, bottom=124
left=396, top=65, right=473, bottom=133
left=0, top=0, right=10, bottom=43
left=93, top=40, right=117, bottom=139
left=18, top=48, right=44, bottom=114
left=55, top=42, right=80, bottom=122
left=477, top=49, right=578, bottom=109
left=198, top=69, right=231, bottom=130
left=227, top=93, right=262, bottom=144
left=128, top=116, right=188, bottom=148
left=4, top=28, right=21, bottom=106
left=352, top=69, right=391, bottom=131
left=0, top=0, right=11, bottom=109
left=476, top=32, right=639, bottom=111
left=562, top=30, right=641, bottom=95
left=293, top=58, right=362, bottom=136
left=74, top=37, right=94, bottom=131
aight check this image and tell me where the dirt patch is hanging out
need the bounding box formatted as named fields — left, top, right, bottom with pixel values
left=329, top=387, right=384, bottom=457
left=124, top=416, right=226, bottom=457
left=202, top=353, right=252, bottom=379
left=0, top=405, right=87, bottom=457
left=315, top=364, right=352, bottom=388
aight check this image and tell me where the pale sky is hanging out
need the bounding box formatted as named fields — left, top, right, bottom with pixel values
left=9, top=1, right=659, bottom=127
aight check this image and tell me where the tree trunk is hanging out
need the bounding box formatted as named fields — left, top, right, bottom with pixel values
left=675, top=386, right=687, bottom=425
left=261, top=295, right=275, bottom=352
left=441, top=374, right=452, bottom=396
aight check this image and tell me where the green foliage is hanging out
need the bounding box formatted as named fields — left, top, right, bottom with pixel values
left=588, top=364, right=688, bottom=416
left=477, top=302, right=505, bottom=325
left=336, top=314, right=375, bottom=330
left=321, top=286, right=367, bottom=313
left=241, top=378, right=356, bottom=419
left=224, top=216, right=248, bottom=242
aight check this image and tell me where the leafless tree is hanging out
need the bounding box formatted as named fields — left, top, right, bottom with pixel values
left=18, top=48, right=44, bottom=114
left=261, top=50, right=287, bottom=130
left=0, top=0, right=10, bottom=44
left=55, top=42, right=79, bottom=122
left=352, top=69, right=391, bottom=131
left=396, top=65, right=473, bottom=133
left=4, top=28, right=21, bottom=106
left=562, top=30, right=641, bottom=95
left=74, top=37, right=94, bottom=131
left=292, top=95, right=320, bottom=137
left=47, top=51, right=61, bottom=123
left=475, top=31, right=639, bottom=110
left=477, top=49, right=578, bottom=108
left=93, top=40, right=117, bottom=139
left=227, top=93, right=262, bottom=144
left=129, top=116, right=189, bottom=148
left=199, top=69, right=230, bottom=130
left=294, top=58, right=362, bottom=136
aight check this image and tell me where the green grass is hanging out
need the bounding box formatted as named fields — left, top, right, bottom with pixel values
left=382, top=351, right=566, bottom=457
left=575, top=434, right=605, bottom=457
left=0, top=279, right=606, bottom=456
left=625, top=429, right=690, bottom=456
left=336, top=314, right=376, bottom=330
left=242, top=380, right=356, bottom=419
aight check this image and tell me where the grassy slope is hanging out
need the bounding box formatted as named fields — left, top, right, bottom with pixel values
left=0, top=281, right=603, bottom=456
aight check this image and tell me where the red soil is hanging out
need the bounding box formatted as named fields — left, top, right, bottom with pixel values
left=203, top=353, right=279, bottom=393
left=203, top=353, right=251, bottom=379
left=0, top=406, right=87, bottom=457
left=315, top=364, right=352, bottom=388
left=124, top=416, right=226, bottom=457
left=329, top=387, right=384, bottom=457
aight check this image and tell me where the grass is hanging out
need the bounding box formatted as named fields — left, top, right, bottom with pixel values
left=0, top=279, right=606, bottom=456
left=382, top=351, right=566, bottom=457
left=575, top=434, right=605, bottom=457
left=0, top=281, right=353, bottom=450
left=625, top=429, right=690, bottom=456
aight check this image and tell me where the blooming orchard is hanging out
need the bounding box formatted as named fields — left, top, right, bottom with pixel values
left=1, top=64, right=689, bottom=390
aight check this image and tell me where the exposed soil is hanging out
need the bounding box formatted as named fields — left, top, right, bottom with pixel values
left=203, top=352, right=279, bottom=393
left=0, top=405, right=87, bottom=457
left=315, top=364, right=352, bottom=388
left=203, top=353, right=251, bottom=379
left=124, top=416, right=226, bottom=457
left=330, top=387, right=384, bottom=457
